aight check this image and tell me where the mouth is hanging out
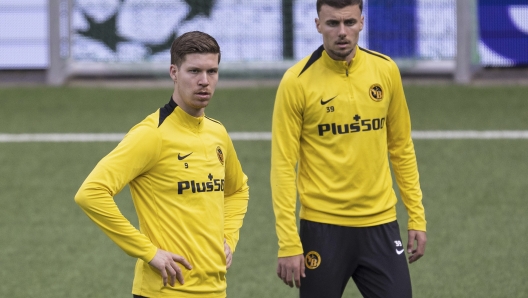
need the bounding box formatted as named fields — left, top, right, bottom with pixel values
left=336, top=40, right=349, bottom=49
left=195, top=91, right=211, bottom=99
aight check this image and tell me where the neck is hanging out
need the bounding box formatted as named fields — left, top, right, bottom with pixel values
left=172, top=93, right=204, bottom=117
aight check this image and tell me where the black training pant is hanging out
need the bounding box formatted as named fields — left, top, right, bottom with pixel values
left=299, top=220, right=412, bottom=298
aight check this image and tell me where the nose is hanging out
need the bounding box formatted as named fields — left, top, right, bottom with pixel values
left=338, top=23, right=346, bottom=37
left=198, top=72, right=209, bottom=86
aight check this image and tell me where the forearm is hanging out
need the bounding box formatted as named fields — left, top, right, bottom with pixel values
left=271, top=135, right=303, bottom=256
left=271, top=188, right=303, bottom=257
left=390, top=145, right=426, bottom=231
left=75, top=183, right=158, bottom=262
left=223, top=179, right=249, bottom=252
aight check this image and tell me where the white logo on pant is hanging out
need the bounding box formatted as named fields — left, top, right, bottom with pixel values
left=394, top=240, right=404, bottom=255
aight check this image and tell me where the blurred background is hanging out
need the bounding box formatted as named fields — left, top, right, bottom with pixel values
left=1, top=0, right=527, bottom=85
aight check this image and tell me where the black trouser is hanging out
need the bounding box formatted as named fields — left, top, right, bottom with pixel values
left=299, top=220, right=412, bottom=298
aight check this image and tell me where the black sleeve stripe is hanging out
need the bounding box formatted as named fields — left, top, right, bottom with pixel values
left=158, top=97, right=177, bottom=127
left=298, top=45, right=325, bottom=77
left=205, top=116, right=223, bottom=126
left=359, top=47, right=389, bottom=61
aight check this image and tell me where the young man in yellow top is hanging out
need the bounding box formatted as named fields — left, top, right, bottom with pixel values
left=75, top=31, right=249, bottom=298
left=271, top=1, right=427, bottom=297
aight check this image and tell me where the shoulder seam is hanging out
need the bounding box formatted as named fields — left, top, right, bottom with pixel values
left=205, top=116, right=223, bottom=126
left=359, top=47, right=389, bottom=61
left=298, top=45, right=325, bottom=77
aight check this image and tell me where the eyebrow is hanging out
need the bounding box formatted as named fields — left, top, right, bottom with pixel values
left=186, top=66, right=219, bottom=71
left=326, top=17, right=357, bottom=23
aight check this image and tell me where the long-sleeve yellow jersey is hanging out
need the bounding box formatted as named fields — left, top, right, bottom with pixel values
left=271, top=46, right=426, bottom=257
left=75, top=98, right=249, bottom=298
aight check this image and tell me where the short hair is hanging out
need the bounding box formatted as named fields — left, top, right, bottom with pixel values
left=170, top=31, right=221, bottom=67
left=316, top=0, right=363, bottom=14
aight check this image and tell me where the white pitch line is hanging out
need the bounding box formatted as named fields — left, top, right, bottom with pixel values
left=229, top=132, right=272, bottom=140
left=0, top=133, right=126, bottom=142
left=1, top=131, right=528, bottom=142
left=411, top=130, right=528, bottom=139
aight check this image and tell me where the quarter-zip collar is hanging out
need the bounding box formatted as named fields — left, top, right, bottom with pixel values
left=321, top=45, right=362, bottom=77
left=169, top=98, right=205, bottom=133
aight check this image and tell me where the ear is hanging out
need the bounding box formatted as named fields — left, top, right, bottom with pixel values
left=359, top=15, right=364, bottom=32
left=315, top=17, right=322, bottom=33
left=169, top=64, right=178, bottom=82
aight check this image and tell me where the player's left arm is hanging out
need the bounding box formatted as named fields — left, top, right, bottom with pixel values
left=222, top=136, right=250, bottom=262
left=386, top=60, right=427, bottom=261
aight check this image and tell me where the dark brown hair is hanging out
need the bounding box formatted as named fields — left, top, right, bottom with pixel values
left=170, top=31, right=221, bottom=67
left=316, top=0, right=363, bottom=14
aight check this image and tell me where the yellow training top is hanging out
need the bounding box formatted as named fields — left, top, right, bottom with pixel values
left=75, top=98, right=249, bottom=297
left=271, top=46, right=426, bottom=257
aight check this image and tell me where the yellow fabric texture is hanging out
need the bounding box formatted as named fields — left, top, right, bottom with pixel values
left=271, top=46, right=426, bottom=257
left=75, top=102, right=249, bottom=297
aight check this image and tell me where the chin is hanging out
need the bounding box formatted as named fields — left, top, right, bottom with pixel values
left=337, top=49, right=353, bottom=57
left=193, top=102, right=209, bottom=109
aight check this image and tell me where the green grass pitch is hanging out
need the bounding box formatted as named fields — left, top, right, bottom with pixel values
left=1, top=84, right=528, bottom=297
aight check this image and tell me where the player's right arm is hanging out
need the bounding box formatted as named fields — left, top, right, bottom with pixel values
left=74, top=124, right=161, bottom=263
left=271, top=70, right=305, bottom=286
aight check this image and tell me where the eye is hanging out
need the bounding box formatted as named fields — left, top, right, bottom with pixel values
left=208, top=69, right=218, bottom=74
left=189, top=69, right=199, bottom=74
left=345, top=20, right=356, bottom=26
left=327, top=20, right=339, bottom=27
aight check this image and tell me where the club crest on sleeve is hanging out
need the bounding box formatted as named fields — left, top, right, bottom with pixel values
left=305, top=251, right=321, bottom=269
left=369, top=84, right=384, bottom=102
left=216, top=146, right=224, bottom=165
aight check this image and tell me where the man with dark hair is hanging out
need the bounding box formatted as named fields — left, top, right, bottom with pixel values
left=170, top=31, right=222, bottom=67
left=75, top=31, right=249, bottom=298
left=271, top=1, right=426, bottom=297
